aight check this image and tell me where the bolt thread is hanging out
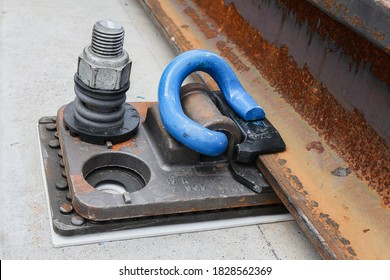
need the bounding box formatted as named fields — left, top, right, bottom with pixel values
left=91, top=20, right=124, bottom=57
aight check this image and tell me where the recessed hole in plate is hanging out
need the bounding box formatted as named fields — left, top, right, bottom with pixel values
left=83, top=152, right=151, bottom=194
left=95, top=180, right=127, bottom=194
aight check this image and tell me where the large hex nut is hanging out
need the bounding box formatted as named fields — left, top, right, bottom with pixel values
left=77, top=46, right=132, bottom=90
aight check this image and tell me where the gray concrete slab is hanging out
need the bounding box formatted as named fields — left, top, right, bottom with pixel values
left=0, top=0, right=320, bottom=259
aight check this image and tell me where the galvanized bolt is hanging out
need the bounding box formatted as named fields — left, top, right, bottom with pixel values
left=91, top=20, right=124, bottom=57
left=77, top=19, right=131, bottom=90
left=63, top=19, right=139, bottom=144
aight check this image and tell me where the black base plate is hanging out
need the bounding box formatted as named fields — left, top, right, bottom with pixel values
left=38, top=105, right=286, bottom=236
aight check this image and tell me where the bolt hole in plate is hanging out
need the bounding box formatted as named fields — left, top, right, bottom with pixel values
left=83, top=152, right=151, bottom=194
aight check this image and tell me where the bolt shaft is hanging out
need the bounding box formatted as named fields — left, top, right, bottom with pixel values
left=91, top=20, right=124, bottom=57
left=64, top=19, right=139, bottom=145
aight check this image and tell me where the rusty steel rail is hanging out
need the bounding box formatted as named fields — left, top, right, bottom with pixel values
left=138, top=0, right=390, bottom=259
left=307, top=0, right=390, bottom=54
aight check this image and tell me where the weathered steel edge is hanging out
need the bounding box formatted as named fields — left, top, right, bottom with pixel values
left=307, top=0, right=390, bottom=53
left=137, top=0, right=390, bottom=259
left=255, top=156, right=336, bottom=259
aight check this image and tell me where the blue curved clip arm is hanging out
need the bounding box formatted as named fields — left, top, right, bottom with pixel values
left=158, top=50, right=265, bottom=157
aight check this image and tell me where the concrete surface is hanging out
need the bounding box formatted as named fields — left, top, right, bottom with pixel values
left=0, top=0, right=320, bottom=259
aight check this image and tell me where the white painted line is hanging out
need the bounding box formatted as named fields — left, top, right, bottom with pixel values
left=51, top=213, right=293, bottom=247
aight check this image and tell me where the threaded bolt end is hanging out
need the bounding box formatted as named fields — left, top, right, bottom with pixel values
left=91, top=20, right=124, bottom=57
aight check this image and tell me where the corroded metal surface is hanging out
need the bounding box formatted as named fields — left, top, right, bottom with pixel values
left=38, top=113, right=285, bottom=236
left=224, top=0, right=390, bottom=147
left=307, top=0, right=390, bottom=53
left=180, top=83, right=241, bottom=158
left=56, top=102, right=279, bottom=222
left=139, top=0, right=390, bottom=259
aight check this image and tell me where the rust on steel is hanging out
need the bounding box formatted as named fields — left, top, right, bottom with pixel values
left=307, top=0, right=390, bottom=54
left=139, top=0, right=390, bottom=259
left=280, top=0, right=390, bottom=85
left=180, top=83, right=241, bottom=157
left=140, top=0, right=193, bottom=53
left=190, top=0, right=390, bottom=208
left=256, top=155, right=356, bottom=259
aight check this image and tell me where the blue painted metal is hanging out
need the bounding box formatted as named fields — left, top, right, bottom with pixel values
left=158, top=50, right=265, bottom=156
